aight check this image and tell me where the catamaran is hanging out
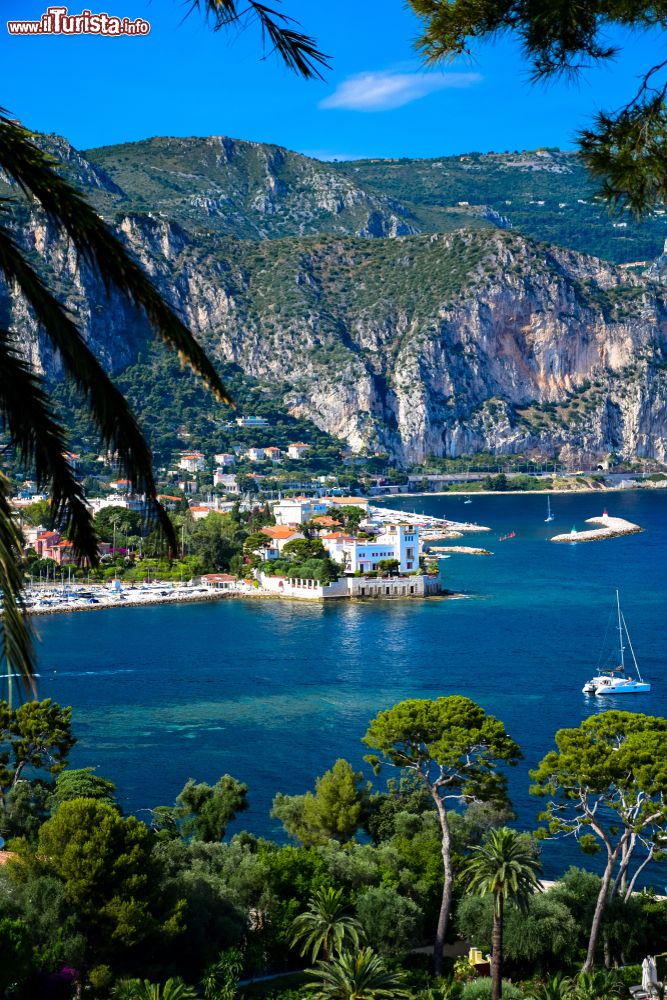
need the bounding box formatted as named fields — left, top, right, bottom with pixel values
left=582, top=591, right=650, bottom=695
left=545, top=496, right=554, bottom=523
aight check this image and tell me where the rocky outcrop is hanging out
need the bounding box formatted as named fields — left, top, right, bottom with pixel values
left=3, top=134, right=667, bottom=467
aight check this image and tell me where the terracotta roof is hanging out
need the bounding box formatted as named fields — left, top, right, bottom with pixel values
left=189, top=506, right=211, bottom=512
left=261, top=525, right=300, bottom=540
left=321, top=532, right=354, bottom=541
left=202, top=573, right=236, bottom=582
left=312, top=516, right=341, bottom=526
left=326, top=496, right=368, bottom=505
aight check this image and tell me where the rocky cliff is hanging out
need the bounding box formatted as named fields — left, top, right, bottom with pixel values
left=3, top=135, right=667, bottom=466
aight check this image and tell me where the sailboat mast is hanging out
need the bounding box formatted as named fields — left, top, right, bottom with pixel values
left=617, top=589, right=625, bottom=671
left=621, top=610, right=643, bottom=681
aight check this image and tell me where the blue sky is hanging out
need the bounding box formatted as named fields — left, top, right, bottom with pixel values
left=2, top=0, right=661, bottom=158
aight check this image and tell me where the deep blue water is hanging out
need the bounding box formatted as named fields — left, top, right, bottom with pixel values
left=25, top=489, right=667, bottom=881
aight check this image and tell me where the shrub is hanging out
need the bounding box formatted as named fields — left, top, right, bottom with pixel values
left=462, top=977, right=525, bottom=1000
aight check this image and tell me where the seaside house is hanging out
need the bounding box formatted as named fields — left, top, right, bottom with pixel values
left=321, top=524, right=419, bottom=574
left=178, top=452, right=206, bottom=473
left=189, top=505, right=212, bottom=522
left=287, top=442, right=309, bottom=459
left=245, top=447, right=266, bottom=462
left=264, top=446, right=283, bottom=462
left=213, top=471, right=240, bottom=492
left=260, top=524, right=304, bottom=559
left=273, top=497, right=329, bottom=525
left=201, top=573, right=237, bottom=590
left=213, top=453, right=236, bottom=467
left=109, top=479, right=132, bottom=492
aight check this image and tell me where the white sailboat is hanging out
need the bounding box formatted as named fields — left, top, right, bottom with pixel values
left=545, top=496, right=554, bottom=523
left=463, top=496, right=472, bottom=505
left=582, top=591, right=650, bottom=695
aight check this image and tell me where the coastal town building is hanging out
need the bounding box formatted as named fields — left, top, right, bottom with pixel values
left=273, top=497, right=329, bottom=525
left=178, top=452, right=206, bottom=473
left=201, top=573, right=237, bottom=590
left=213, top=471, right=240, bottom=492
left=320, top=523, right=419, bottom=574
left=264, top=446, right=282, bottom=462
left=213, top=453, right=236, bottom=467
left=258, top=571, right=440, bottom=600
left=260, top=524, right=304, bottom=558
left=245, top=447, right=266, bottom=462
left=235, top=415, right=269, bottom=428
left=286, top=443, right=309, bottom=459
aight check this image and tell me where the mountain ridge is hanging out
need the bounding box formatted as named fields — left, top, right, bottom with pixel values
left=2, top=130, right=667, bottom=466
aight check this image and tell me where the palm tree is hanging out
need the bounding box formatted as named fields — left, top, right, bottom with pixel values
left=462, top=827, right=542, bottom=1000
left=0, top=1, right=327, bottom=699
left=292, top=887, right=363, bottom=962
left=111, top=978, right=198, bottom=1000
left=305, top=947, right=411, bottom=1000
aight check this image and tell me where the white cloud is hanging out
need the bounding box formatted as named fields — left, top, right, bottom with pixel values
left=320, top=69, right=482, bottom=112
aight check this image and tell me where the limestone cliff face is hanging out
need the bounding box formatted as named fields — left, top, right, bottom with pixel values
left=4, top=199, right=667, bottom=465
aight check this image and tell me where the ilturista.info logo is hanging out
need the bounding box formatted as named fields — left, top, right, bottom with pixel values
left=7, top=6, right=150, bottom=34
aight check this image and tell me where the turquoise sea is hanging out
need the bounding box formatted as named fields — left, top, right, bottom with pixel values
left=29, top=489, right=667, bottom=881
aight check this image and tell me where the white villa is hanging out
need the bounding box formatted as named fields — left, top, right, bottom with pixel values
left=178, top=452, right=206, bottom=473
left=321, top=523, right=419, bottom=574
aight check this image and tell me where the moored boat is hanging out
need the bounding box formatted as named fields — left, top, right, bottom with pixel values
left=583, top=591, right=650, bottom=695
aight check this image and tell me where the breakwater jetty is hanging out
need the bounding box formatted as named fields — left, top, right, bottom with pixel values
left=430, top=545, right=492, bottom=556
left=551, top=514, right=643, bottom=544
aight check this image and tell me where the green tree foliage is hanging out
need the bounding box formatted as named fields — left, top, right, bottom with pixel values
left=50, top=767, right=117, bottom=809
left=355, top=885, right=423, bottom=959
left=33, top=797, right=184, bottom=965
left=173, top=776, right=249, bottom=843
left=531, top=711, right=667, bottom=971
left=94, top=506, right=144, bottom=543
left=363, top=697, right=520, bottom=974
left=0, top=698, right=74, bottom=812
left=20, top=498, right=51, bottom=527
left=462, top=827, right=542, bottom=1000
left=407, top=0, right=667, bottom=216
left=328, top=506, right=366, bottom=533
left=201, top=946, right=244, bottom=1000
left=292, top=886, right=362, bottom=962
left=0, top=916, right=33, bottom=992
left=457, top=891, right=577, bottom=973
left=272, top=759, right=370, bottom=846
left=111, top=977, right=199, bottom=1000
left=304, top=947, right=411, bottom=1000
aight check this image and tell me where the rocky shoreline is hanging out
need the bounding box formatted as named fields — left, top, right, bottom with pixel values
left=550, top=515, right=643, bottom=544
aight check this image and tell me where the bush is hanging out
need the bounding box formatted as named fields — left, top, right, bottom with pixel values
left=462, top=977, right=525, bottom=1000
left=355, top=885, right=424, bottom=958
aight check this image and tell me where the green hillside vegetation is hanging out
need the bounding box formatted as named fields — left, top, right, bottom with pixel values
left=334, top=150, right=667, bottom=263
left=50, top=346, right=345, bottom=472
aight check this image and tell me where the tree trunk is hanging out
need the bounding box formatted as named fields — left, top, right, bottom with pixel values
left=583, top=851, right=617, bottom=972
left=491, top=896, right=503, bottom=1000
left=433, top=793, right=453, bottom=976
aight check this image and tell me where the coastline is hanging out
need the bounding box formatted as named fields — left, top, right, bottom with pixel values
left=391, top=484, right=662, bottom=498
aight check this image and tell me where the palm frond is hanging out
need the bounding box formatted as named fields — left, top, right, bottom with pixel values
left=0, top=327, right=96, bottom=561
left=185, top=0, right=330, bottom=79
left=0, top=228, right=176, bottom=552
left=0, top=114, right=232, bottom=406
left=0, top=475, right=35, bottom=700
